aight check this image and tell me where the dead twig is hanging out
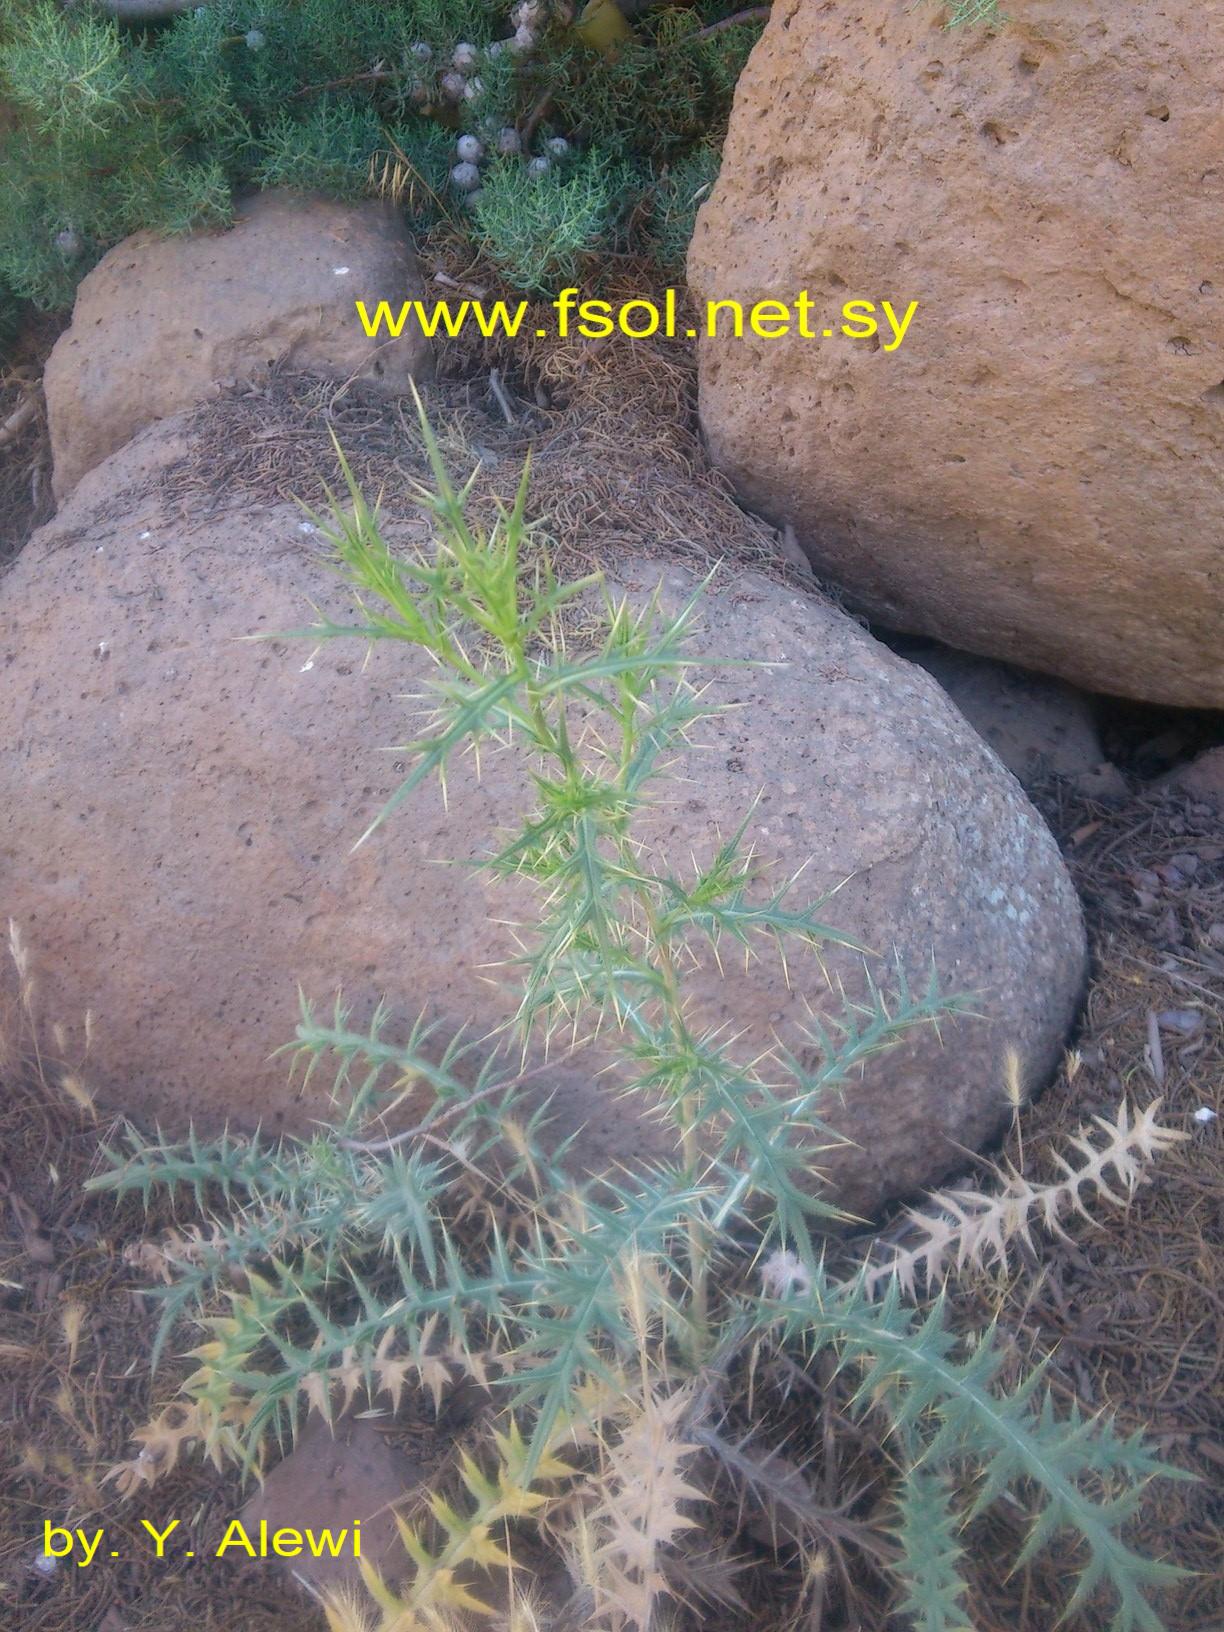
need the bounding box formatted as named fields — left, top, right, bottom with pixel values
left=0, top=389, right=40, bottom=449
left=695, top=5, right=772, bottom=40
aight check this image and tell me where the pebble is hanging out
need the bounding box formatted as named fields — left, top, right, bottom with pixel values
left=1155, top=1008, right=1203, bottom=1036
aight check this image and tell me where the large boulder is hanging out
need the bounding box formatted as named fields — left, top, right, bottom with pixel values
left=44, top=190, right=431, bottom=501
left=0, top=414, right=1087, bottom=1216
left=688, top=0, right=1224, bottom=706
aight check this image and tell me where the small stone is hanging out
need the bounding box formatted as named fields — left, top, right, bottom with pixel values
left=242, top=1417, right=425, bottom=1596
left=1156, top=1008, right=1203, bottom=1036
left=462, top=76, right=485, bottom=101
left=1072, top=762, right=1130, bottom=807
left=1193, top=1106, right=1217, bottom=1124
left=410, top=40, right=432, bottom=60
left=1159, top=748, right=1224, bottom=811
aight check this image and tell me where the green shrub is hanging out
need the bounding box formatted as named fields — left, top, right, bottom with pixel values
left=256, top=97, right=385, bottom=196
left=0, top=0, right=767, bottom=331
left=92, top=406, right=1184, bottom=1632
left=646, top=142, right=721, bottom=270
left=472, top=149, right=626, bottom=291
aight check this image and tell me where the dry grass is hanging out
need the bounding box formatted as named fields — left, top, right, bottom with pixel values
left=139, top=271, right=791, bottom=593
left=0, top=1084, right=312, bottom=1630
left=0, top=312, right=60, bottom=569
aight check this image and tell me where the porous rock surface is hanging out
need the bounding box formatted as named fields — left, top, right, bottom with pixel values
left=902, top=644, right=1104, bottom=785
left=0, top=416, right=1087, bottom=1216
left=240, top=1416, right=424, bottom=1598
left=44, top=189, right=431, bottom=501
left=1160, top=748, right=1224, bottom=814
left=688, top=0, right=1224, bottom=706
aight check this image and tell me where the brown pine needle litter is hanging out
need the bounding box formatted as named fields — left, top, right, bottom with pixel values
left=86, top=271, right=795, bottom=598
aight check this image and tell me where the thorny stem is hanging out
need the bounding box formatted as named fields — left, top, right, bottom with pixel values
left=339, top=1059, right=560, bottom=1155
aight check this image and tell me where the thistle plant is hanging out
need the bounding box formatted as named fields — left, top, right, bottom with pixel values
left=91, top=402, right=1184, bottom=1631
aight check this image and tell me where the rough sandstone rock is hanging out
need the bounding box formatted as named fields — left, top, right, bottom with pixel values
left=241, top=1408, right=568, bottom=1612
left=1159, top=748, right=1224, bottom=813
left=688, top=0, right=1224, bottom=706
left=240, top=1416, right=426, bottom=1599
left=44, top=190, right=431, bottom=501
left=899, top=644, right=1104, bottom=785
left=0, top=416, right=1087, bottom=1216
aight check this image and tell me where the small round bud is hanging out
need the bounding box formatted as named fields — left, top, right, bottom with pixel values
left=544, top=136, right=570, bottom=159
left=526, top=155, right=551, bottom=178
left=465, top=189, right=484, bottom=210
left=496, top=126, right=522, bottom=156
left=54, top=227, right=82, bottom=257
left=456, top=134, right=483, bottom=163
left=439, top=70, right=466, bottom=101
left=450, top=161, right=482, bottom=192
left=452, top=41, right=478, bottom=71
left=410, top=40, right=432, bottom=60
left=243, top=28, right=265, bottom=50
